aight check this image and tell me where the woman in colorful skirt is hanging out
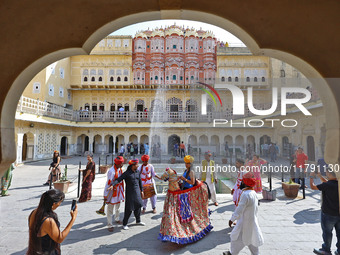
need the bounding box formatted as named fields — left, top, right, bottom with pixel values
left=158, top=155, right=213, bottom=244
left=245, top=155, right=267, bottom=193
left=79, top=155, right=96, bottom=202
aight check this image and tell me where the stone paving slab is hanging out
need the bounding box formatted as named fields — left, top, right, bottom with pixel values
left=0, top=156, right=337, bottom=254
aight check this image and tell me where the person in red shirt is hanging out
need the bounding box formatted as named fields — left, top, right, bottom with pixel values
left=180, top=141, right=186, bottom=158
left=295, top=147, right=308, bottom=188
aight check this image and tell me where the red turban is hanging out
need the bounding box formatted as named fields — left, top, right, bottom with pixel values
left=128, top=159, right=139, bottom=165
left=243, top=172, right=256, bottom=187
left=141, top=154, right=150, bottom=162
left=114, top=156, right=124, bottom=165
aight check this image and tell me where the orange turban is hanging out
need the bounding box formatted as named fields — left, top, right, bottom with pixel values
left=141, top=155, right=150, bottom=162
left=114, top=156, right=124, bottom=165
left=243, top=172, right=256, bottom=187
left=128, top=159, right=139, bottom=165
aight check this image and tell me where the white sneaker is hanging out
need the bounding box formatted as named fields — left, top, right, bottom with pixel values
left=136, top=221, right=145, bottom=226
left=123, top=225, right=129, bottom=230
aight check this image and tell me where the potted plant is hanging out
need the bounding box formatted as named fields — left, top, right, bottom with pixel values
left=53, top=166, right=71, bottom=193
left=282, top=179, right=300, bottom=198
left=170, top=157, right=176, bottom=164
left=99, top=165, right=110, bottom=174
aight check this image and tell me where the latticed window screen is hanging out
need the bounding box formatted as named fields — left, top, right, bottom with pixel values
left=166, top=97, right=183, bottom=111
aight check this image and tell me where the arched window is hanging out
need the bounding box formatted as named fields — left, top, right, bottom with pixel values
left=221, top=77, right=225, bottom=82
left=235, top=77, right=239, bottom=82
left=90, top=69, right=96, bottom=75
left=123, top=69, right=129, bottom=75
left=155, top=76, right=158, bottom=80
left=254, top=77, right=258, bottom=82
left=117, top=77, right=121, bottom=82
left=262, top=77, right=265, bottom=82
left=109, top=69, right=114, bottom=76
left=172, top=75, right=176, bottom=80
left=84, top=77, right=88, bottom=82
left=191, top=76, right=194, bottom=80
left=83, top=69, right=89, bottom=75
left=280, top=70, right=285, bottom=77
left=228, top=76, right=232, bottom=82
left=180, top=76, right=183, bottom=80
left=117, top=70, right=122, bottom=75
left=166, top=76, right=169, bottom=80
left=150, top=77, right=153, bottom=81
left=124, top=77, right=128, bottom=82
left=246, top=77, right=250, bottom=82
left=98, top=77, right=102, bottom=82
left=91, top=77, right=95, bottom=82
left=110, top=77, right=114, bottom=82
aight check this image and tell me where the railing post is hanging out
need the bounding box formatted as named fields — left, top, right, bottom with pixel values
left=98, top=157, right=101, bottom=174
left=77, top=161, right=81, bottom=198
left=49, top=171, right=53, bottom=190
left=37, top=99, right=40, bottom=115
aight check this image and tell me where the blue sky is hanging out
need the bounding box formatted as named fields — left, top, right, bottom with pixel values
left=111, top=20, right=245, bottom=46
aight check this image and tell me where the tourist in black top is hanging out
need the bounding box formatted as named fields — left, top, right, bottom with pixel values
left=109, top=158, right=145, bottom=230
left=310, top=167, right=340, bottom=255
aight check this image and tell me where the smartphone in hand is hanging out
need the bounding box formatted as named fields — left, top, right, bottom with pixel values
left=71, top=200, right=77, bottom=211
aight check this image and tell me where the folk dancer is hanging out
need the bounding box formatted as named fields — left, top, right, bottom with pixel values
left=180, top=155, right=196, bottom=190
left=138, top=154, right=161, bottom=214
left=102, top=156, right=125, bottom=232
left=231, top=158, right=247, bottom=206
left=245, top=155, right=267, bottom=193
left=224, top=172, right=264, bottom=255
left=200, top=151, right=218, bottom=206
left=110, top=159, right=145, bottom=230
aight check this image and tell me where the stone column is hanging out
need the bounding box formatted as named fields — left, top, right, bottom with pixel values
left=16, top=133, right=24, bottom=164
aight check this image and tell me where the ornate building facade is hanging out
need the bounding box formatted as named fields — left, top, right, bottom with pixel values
left=14, top=26, right=324, bottom=164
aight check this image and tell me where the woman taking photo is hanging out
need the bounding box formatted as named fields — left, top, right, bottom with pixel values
left=27, top=189, right=78, bottom=255
left=78, top=155, right=96, bottom=202
left=44, top=151, right=61, bottom=186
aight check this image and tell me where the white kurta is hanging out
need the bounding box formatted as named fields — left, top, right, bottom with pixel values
left=137, top=164, right=157, bottom=194
left=230, top=189, right=264, bottom=247
left=104, top=166, right=124, bottom=204
left=232, top=168, right=247, bottom=205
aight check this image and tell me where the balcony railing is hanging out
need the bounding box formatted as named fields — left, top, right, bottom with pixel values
left=17, top=94, right=322, bottom=124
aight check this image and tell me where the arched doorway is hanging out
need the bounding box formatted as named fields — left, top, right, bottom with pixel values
left=22, top=134, right=28, bottom=161
left=109, top=136, right=114, bottom=153
left=307, top=136, right=316, bottom=161
left=168, top=134, right=180, bottom=156
left=282, top=136, right=290, bottom=157
left=84, top=136, right=89, bottom=152
left=60, top=136, right=67, bottom=156
left=22, top=132, right=34, bottom=161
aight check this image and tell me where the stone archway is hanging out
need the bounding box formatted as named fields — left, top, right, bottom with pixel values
left=0, top=4, right=339, bottom=176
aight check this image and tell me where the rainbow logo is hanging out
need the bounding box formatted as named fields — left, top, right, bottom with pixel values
left=198, top=82, right=223, bottom=115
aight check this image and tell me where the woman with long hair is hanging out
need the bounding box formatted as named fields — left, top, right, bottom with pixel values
left=78, top=155, right=96, bottom=202
left=27, top=189, right=78, bottom=254
left=44, top=151, right=61, bottom=186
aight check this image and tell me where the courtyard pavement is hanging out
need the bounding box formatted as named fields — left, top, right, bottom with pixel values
left=0, top=156, right=336, bottom=255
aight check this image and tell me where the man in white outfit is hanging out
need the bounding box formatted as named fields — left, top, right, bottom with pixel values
left=200, top=151, right=218, bottom=206
left=104, top=156, right=125, bottom=232
left=224, top=172, right=264, bottom=255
